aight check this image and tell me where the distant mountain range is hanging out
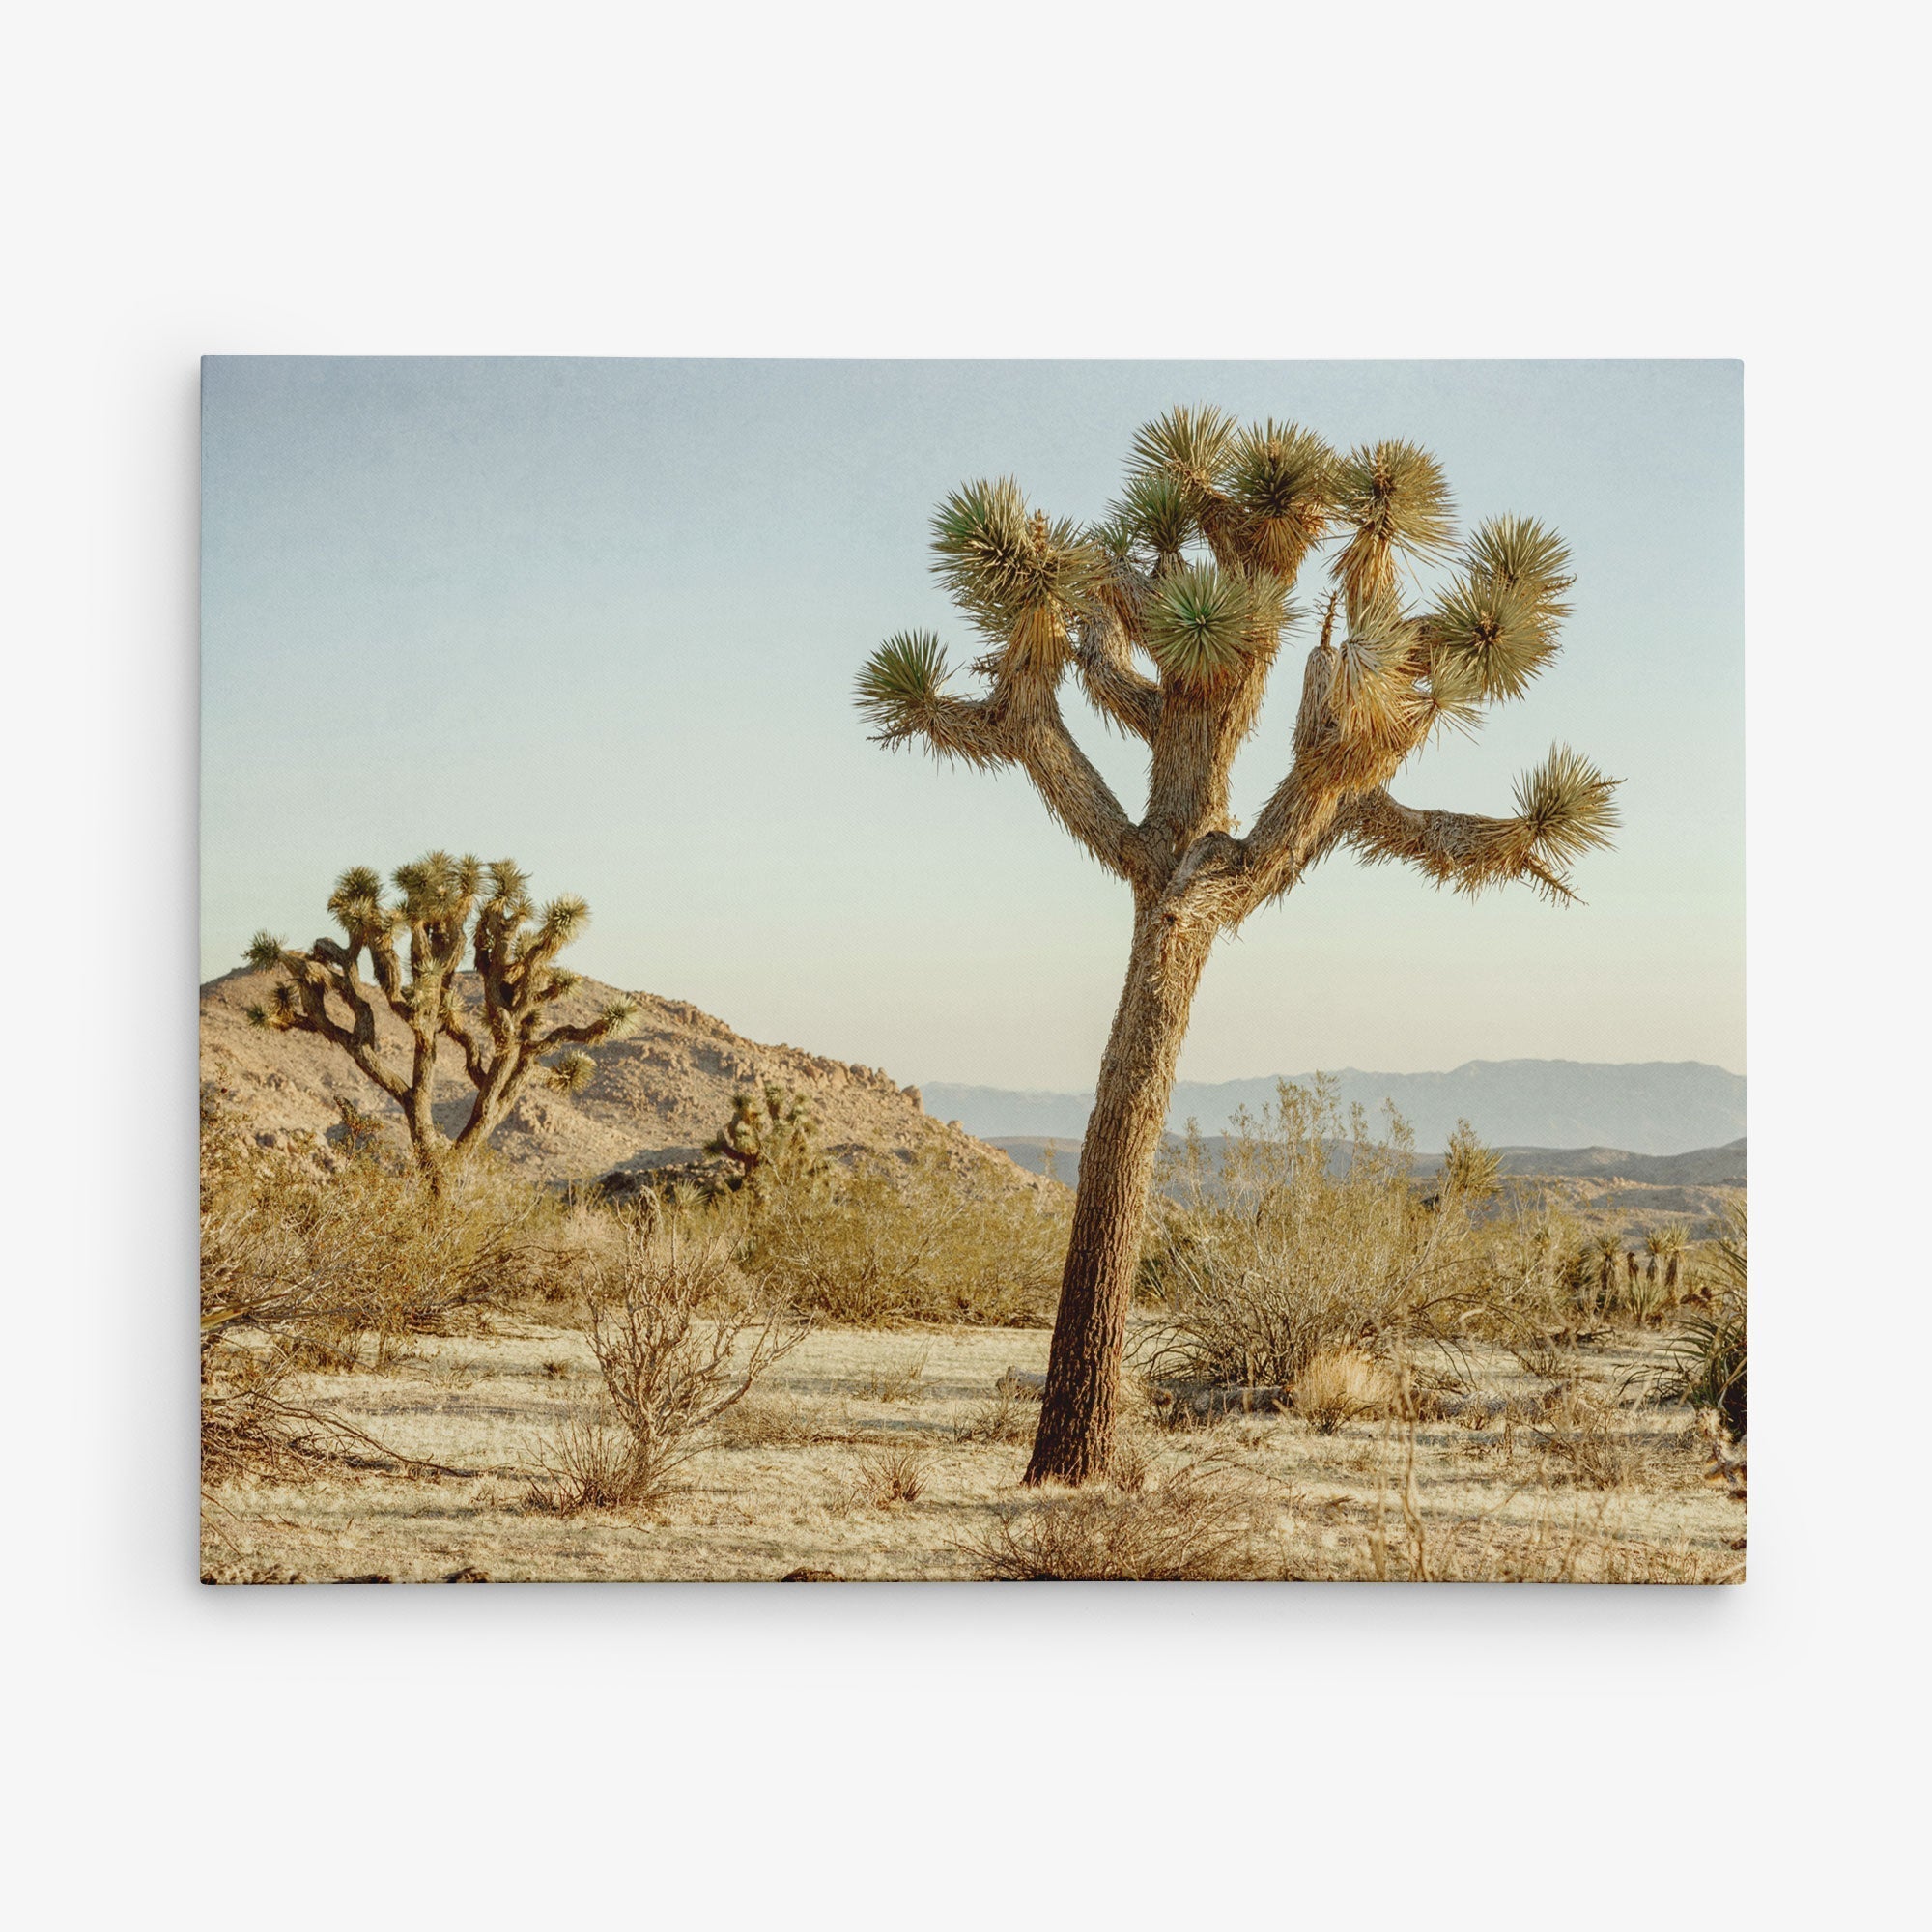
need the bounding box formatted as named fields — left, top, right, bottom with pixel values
left=987, top=1135, right=1747, bottom=1191
left=923, top=1060, right=1747, bottom=1158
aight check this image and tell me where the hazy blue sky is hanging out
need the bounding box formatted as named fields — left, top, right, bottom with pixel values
left=201, top=358, right=1743, bottom=1089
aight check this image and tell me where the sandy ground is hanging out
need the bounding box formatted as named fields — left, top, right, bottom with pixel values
left=202, top=1321, right=1745, bottom=1584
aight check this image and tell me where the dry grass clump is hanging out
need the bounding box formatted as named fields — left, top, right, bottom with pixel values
left=1528, top=1382, right=1653, bottom=1491
left=526, top=1224, right=807, bottom=1514
left=731, top=1142, right=1070, bottom=1325
left=851, top=1444, right=929, bottom=1508
left=968, top=1463, right=1270, bottom=1580
left=709, top=1389, right=815, bottom=1449
left=860, top=1348, right=929, bottom=1402
left=1294, top=1348, right=1401, bottom=1434
left=954, top=1388, right=1036, bottom=1444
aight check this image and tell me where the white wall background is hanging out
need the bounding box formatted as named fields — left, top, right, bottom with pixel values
left=2, top=4, right=1920, bottom=1926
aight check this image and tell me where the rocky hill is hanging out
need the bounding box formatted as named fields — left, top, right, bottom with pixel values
left=200, top=968, right=1040, bottom=1191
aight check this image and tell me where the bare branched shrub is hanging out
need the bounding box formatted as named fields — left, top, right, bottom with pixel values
left=968, top=1463, right=1270, bottom=1580
left=732, top=1141, right=1070, bottom=1325
left=527, top=1223, right=807, bottom=1513
left=1529, top=1384, right=1650, bottom=1491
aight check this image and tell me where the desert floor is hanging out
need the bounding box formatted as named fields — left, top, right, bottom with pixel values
left=203, top=1319, right=1745, bottom=1584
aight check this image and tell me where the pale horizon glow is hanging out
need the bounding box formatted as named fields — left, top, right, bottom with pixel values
left=201, top=359, right=1744, bottom=1088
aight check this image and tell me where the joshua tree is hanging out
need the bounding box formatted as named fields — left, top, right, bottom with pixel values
left=857, top=408, right=1619, bottom=1485
left=1656, top=1222, right=1690, bottom=1299
left=245, top=852, right=638, bottom=1188
left=1590, top=1231, right=1626, bottom=1315
left=705, top=1085, right=831, bottom=1200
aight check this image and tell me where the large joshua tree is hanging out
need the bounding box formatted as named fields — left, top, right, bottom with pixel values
left=856, top=408, right=1619, bottom=1486
left=245, top=852, right=639, bottom=1187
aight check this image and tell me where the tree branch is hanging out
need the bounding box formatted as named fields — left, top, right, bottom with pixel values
left=1068, top=611, right=1159, bottom=744
left=1337, top=785, right=1579, bottom=903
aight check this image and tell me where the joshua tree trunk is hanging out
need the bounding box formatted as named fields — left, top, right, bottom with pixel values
left=1027, top=904, right=1212, bottom=1485
left=859, top=408, right=1620, bottom=1486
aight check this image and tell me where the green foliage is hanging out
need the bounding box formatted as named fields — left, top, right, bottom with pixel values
left=1463, top=514, right=1574, bottom=629
left=1430, top=575, right=1551, bottom=703
left=1099, top=471, right=1199, bottom=567
left=1128, top=403, right=1238, bottom=497
left=705, top=1085, right=831, bottom=1201
left=927, top=476, right=1097, bottom=651
left=245, top=931, right=286, bottom=973
left=1328, top=440, right=1457, bottom=614
left=855, top=629, right=950, bottom=738
left=1514, top=744, right=1622, bottom=868
left=1660, top=1204, right=1747, bottom=1437
left=1225, top=418, right=1336, bottom=573
left=547, top=1049, right=596, bottom=1094
left=1144, top=560, right=1267, bottom=686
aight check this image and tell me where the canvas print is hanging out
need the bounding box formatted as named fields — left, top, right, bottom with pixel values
left=199, top=359, right=1745, bottom=1582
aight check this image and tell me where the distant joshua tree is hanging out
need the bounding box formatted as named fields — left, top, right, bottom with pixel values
left=245, top=853, right=638, bottom=1189
left=859, top=409, right=1618, bottom=1485
left=705, top=1084, right=831, bottom=1199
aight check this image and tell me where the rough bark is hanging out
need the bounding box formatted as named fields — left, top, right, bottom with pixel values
left=1024, top=901, right=1212, bottom=1486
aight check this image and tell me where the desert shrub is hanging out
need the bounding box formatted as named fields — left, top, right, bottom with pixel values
left=1137, top=1079, right=1492, bottom=1389
left=527, top=1224, right=807, bottom=1513
left=968, top=1463, right=1268, bottom=1580
left=200, top=1092, right=596, bottom=1481
left=1657, top=1203, right=1747, bottom=1438
left=731, top=1140, right=1070, bottom=1325
left=200, top=1093, right=594, bottom=1358
left=1294, top=1348, right=1401, bottom=1434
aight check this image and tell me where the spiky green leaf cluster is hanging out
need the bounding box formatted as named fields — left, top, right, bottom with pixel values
left=1429, top=514, right=1575, bottom=704
left=392, top=850, right=482, bottom=922
left=1128, top=404, right=1237, bottom=497
left=598, top=997, right=641, bottom=1039
left=1429, top=577, right=1549, bottom=703
left=244, top=930, right=287, bottom=973
left=1226, top=419, right=1336, bottom=574
left=537, top=895, right=588, bottom=946
left=928, top=478, right=1096, bottom=651
left=325, top=865, right=393, bottom=943
left=485, top=860, right=534, bottom=922
left=855, top=629, right=950, bottom=738
left=1099, top=471, right=1198, bottom=566
left=1144, top=561, right=1276, bottom=687
left=1329, top=440, right=1457, bottom=615
left=1514, top=744, right=1620, bottom=867
left=1327, top=603, right=1422, bottom=744
left=546, top=1048, right=596, bottom=1095
left=1465, top=515, right=1574, bottom=623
